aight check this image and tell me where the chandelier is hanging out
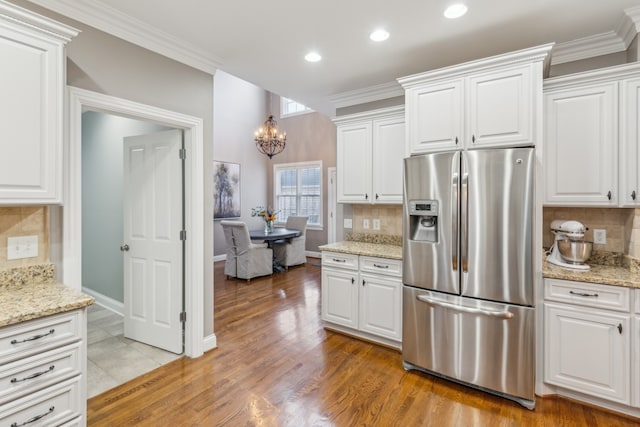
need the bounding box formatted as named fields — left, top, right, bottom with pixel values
left=254, top=115, right=286, bottom=159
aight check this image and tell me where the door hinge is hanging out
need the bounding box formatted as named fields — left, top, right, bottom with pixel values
left=180, top=312, right=187, bottom=323
left=180, top=230, right=187, bottom=240
left=179, top=148, right=186, bottom=160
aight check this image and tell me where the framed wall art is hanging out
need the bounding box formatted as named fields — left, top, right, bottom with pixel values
left=213, top=160, right=241, bottom=219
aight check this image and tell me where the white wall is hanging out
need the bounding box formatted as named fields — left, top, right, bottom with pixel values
left=81, top=111, right=169, bottom=303
left=213, top=70, right=269, bottom=256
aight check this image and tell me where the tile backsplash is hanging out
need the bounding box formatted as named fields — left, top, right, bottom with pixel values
left=352, top=205, right=402, bottom=236
left=0, top=207, right=49, bottom=269
left=543, top=207, right=640, bottom=257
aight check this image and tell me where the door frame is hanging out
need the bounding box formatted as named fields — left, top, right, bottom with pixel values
left=327, top=167, right=337, bottom=244
left=63, top=86, right=205, bottom=358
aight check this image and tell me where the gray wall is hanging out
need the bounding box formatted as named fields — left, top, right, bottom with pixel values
left=10, top=0, right=216, bottom=337
left=212, top=71, right=269, bottom=257
left=81, top=111, right=169, bottom=303
left=267, top=97, right=337, bottom=253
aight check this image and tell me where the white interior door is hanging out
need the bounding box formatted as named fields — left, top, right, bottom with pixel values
left=123, top=129, right=183, bottom=354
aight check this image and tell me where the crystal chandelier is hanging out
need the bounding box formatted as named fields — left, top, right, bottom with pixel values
left=254, top=115, right=286, bottom=159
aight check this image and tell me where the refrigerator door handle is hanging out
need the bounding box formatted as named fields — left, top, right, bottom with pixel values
left=416, top=295, right=515, bottom=319
left=452, top=153, right=459, bottom=272
left=461, top=160, right=469, bottom=273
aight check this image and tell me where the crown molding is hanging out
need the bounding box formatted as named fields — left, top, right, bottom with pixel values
left=26, top=0, right=222, bottom=74
left=329, top=81, right=404, bottom=109
left=0, top=0, right=78, bottom=42
left=551, top=6, right=640, bottom=66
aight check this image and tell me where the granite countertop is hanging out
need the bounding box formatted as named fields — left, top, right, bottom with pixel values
left=542, top=259, right=640, bottom=289
left=0, top=264, right=94, bottom=328
left=319, top=241, right=402, bottom=260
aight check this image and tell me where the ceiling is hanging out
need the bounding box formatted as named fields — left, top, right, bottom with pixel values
left=27, top=0, right=640, bottom=115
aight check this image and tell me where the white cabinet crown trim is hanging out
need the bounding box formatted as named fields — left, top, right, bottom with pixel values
left=0, top=0, right=78, bottom=41
left=332, top=105, right=404, bottom=125
left=544, top=62, right=640, bottom=90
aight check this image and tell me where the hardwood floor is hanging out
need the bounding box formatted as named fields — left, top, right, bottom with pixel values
left=87, top=260, right=638, bottom=426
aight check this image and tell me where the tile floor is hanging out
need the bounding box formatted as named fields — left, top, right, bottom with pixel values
left=87, top=304, right=182, bottom=398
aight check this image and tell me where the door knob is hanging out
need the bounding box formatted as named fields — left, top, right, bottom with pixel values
left=120, top=244, right=130, bottom=252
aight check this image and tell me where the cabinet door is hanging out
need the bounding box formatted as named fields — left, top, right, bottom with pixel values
left=321, top=268, right=358, bottom=329
left=544, top=302, right=630, bottom=404
left=359, top=273, right=401, bottom=340
left=468, top=64, right=533, bottom=148
left=633, top=316, right=640, bottom=408
left=372, top=115, right=405, bottom=203
left=0, top=24, right=64, bottom=203
left=544, top=83, right=618, bottom=205
left=406, top=79, right=463, bottom=154
left=620, top=78, right=640, bottom=207
left=337, top=122, right=372, bottom=203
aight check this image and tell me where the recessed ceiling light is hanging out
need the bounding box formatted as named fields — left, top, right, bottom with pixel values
left=370, top=29, right=390, bottom=42
left=444, top=3, right=468, bottom=19
left=305, top=52, right=322, bottom=62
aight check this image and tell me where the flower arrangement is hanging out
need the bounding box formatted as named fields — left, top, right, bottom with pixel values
left=251, top=206, right=279, bottom=232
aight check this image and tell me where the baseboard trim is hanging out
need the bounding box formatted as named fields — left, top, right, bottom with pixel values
left=203, top=333, right=217, bottom=352
left=213, top=254, right=226, bottom=262
left=81, top=287, right=124, bottom=316
left=306, top=251, right=321, bottom=259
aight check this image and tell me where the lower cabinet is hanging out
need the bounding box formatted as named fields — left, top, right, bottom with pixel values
left=543, top=278, right=636, bottom=410
left=0, top=309, right=87, bottom=426
left=321, top=251, right=402, bottom=348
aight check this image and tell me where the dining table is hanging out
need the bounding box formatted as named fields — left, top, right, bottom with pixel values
left=249, top=227, right=302, bottom=272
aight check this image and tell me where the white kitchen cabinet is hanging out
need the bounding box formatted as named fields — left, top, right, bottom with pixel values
left=399, top=44, right=551, bottom=155
left=620, top=77, right=640, bottom=207
left=543, top=83, right=618, bottom=206
left=321, top=251, right=402, bottom=347
left=633, top=290, right=640, bottom=408
left=0, top=309, right=87, bottom=426
left=543, top=278, right=632, bottom=406
left=334, top=106, right=404, bottom=204
left=0, top=2, right=77, bottom=204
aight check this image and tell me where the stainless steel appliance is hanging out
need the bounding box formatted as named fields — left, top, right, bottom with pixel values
left=547, top=219, right=592, bottom=270
left=402, top=148, right=535, bottom=409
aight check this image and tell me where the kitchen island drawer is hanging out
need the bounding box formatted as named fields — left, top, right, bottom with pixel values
left=544, top=278, right=630, bottom=312
left=0, top=342, right=81, bottom=405
left=0, top=312, right=82, bottom=365
left=360, top=256, right=402, bottom=277
left=0, top=376, right=81, bottom=427
left=322, top=252, right=359, bottom=270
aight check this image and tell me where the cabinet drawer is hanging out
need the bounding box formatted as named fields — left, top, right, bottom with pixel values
left=0, top=312, right=82, bottom=365
left=0, top=376, right=81, bottom=427
left=359, top=256, right=402, bottom=277
left=322, top=252, right=359, bottom=270
left=544, top=279, right=631, bottom=312
left=0, top=342, right=81, bottom=405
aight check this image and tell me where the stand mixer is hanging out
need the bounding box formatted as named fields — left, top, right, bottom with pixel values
left=548, top=220, right=591, bottom=270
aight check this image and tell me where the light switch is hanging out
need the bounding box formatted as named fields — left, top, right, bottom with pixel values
left=363, top=219, right=369, bottom=229
left=373, top=219, right=380, bottom=230
left=7, top=236, right=38, bottom=260
left=343, top=218, right=353, bottom=229
left=593, top=229, right=606, bottom=244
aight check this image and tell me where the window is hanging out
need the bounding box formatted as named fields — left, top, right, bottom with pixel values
left=280, top=96, right=312, bottom=118
left=274, top=161, right=322, bottom=228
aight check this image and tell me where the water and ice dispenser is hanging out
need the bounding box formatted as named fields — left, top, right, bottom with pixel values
left=409, top=200, right=438, bottom=243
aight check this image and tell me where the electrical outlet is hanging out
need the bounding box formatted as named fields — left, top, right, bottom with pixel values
left=593, top=229, right=607, bottom=244
left=344, top=218, right=352, bottom=229
left=7, top=235, right=38, bottom=260
left=363, top=219, right=369, bottom=229
left=373, top=219, right=380, bottom=230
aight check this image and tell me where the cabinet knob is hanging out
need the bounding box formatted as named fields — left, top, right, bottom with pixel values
left=472, top=135, right=476, bottom=143
left=351, top=277, right=354, bottom=284
left=607, top=191, right=612, bottom=201
left=375, top=193, right=379, bottom=200
left=362, top=279, right=365, bottom=287
left=455, top=136, right=459, bottom=145
left=617, top=323, right=623, bottom=334
left=120, top=244, right=130, bottom=252
left=632, top=190, right=637, bottom=201
left=365, top=193, right=368, bottom=200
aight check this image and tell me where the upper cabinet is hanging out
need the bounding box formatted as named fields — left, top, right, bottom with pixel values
left=0, top=1, right=78, bottom=204
left=334, top=106, right=405, bottom=204
left=399, top=44, right=552, bottom=155
left=543, top=63, right=640, bottom=207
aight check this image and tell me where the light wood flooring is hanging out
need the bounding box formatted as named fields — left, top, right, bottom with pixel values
left=87, top=260, right=639, bottom=426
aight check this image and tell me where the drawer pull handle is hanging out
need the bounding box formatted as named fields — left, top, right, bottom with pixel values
left=332, top=258, right=346, bottom=263
left=10, top=329, right=55, bottom=345
left=569, top=291, right=599, bottom=298
left=11, top=406, right=55, bottom=427
left=11, top=365, right=55, bottom=383
left=373, top=264, right=389, bottom=269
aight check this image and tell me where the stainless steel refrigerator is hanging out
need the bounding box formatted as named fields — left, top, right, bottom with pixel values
left=402, top=147, right=535, bottom=409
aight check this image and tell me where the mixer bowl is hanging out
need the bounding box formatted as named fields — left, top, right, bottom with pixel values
left=557, top=239, right=593, bottom=264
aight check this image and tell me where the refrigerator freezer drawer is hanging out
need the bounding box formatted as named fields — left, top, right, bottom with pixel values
left=402, top=286, right=535, bottom=404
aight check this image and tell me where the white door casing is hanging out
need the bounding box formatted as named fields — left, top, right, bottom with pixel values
left=64, top=87, right=207, bottom=358
left=123, top=130, right=183, bottom=354
left=327, top=167, right=336, bottom=244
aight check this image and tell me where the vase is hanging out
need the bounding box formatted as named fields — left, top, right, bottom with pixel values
left=265, top=220, right=273, bottom=233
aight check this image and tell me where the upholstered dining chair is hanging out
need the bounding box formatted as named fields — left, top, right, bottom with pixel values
left=273, top=216, right=308, bottom=269
left=220, top=220, right=272, bottom=281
